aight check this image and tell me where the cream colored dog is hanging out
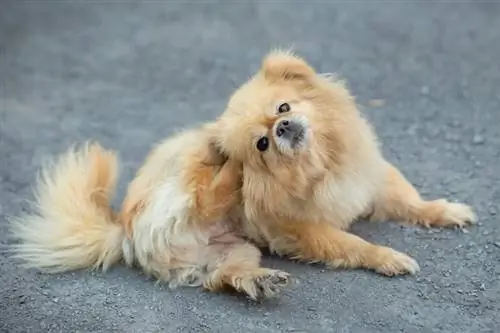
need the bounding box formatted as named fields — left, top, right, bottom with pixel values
left=10, top=50, right=477, bottom=302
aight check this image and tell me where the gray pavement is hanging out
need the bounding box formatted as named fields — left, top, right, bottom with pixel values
left=1, top=2, right=499, bottom=332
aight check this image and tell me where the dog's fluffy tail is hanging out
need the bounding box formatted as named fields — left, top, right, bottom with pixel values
left=9, top=142, right=125, bottom=273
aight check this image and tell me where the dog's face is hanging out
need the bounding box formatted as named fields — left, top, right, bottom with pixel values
left=214, top=51, right=360, bottom=207
left=217, top=79, right=316, bottom=169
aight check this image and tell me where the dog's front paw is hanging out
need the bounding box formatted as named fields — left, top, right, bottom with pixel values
left=372, top=246, right=420, bottom=276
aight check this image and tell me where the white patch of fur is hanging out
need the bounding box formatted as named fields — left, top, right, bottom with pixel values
left=130, top=176, right=207, bottom=287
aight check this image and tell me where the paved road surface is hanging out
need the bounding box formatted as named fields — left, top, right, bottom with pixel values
left=1, top=2, right=499, bottom=332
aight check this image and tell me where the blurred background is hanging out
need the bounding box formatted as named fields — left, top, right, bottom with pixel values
left=1, top=2, right=499, bottom=332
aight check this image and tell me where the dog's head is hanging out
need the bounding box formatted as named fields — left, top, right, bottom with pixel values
left=213, top=51, right=366, bottom=209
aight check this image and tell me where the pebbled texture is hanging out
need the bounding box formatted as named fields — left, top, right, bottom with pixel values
left=1, top=1, right=499, bottom=332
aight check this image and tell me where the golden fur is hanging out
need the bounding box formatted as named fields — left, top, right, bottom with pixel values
left=9, top=123, right=289, bottom=301
left=211, top=50, right=477, bottom=277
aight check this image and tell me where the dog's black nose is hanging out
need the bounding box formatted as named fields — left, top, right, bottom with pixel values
left=276, top=119, right=301, bottom=137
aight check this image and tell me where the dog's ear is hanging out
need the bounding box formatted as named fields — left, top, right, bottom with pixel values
left=261, top=50, right=316, bottom=82
left=201, top=122, right=228, bottom=166
left=203, top=138, right=227, bottom=166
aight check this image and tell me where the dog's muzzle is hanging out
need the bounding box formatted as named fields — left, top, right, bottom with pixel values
left=275, top=119, right=306, bottom=147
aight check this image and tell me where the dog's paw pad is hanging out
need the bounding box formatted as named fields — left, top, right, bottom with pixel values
left=253, top=270, right=290, bottom=300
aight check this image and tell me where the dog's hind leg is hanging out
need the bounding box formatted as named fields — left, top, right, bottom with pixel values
left=368, top=162, right=477, bottom=228
left=203, top=233, right=290, bottom=301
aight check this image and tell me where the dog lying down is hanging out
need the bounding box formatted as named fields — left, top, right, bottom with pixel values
left=9, top=51, right=477, bottom=301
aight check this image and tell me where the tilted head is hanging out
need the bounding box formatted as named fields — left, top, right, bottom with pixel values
left=213, top=51, right=378, bottom=212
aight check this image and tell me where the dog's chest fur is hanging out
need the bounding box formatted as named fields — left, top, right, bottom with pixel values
left=239, top=153, right=387, bottom=246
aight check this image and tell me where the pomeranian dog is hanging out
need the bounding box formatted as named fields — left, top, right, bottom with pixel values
left=211, top=50, right=477, bottom=280
left=9, top=123, right=289, bottom=301
left=9, top=49, right=477, bottom=302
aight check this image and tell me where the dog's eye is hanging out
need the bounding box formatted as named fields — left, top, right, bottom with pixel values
left=256, top=137, right=269, bottom=152
left=277, top=102, right=291, bottom=113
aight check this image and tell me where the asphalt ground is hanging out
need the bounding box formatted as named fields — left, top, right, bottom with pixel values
left=1, top=2, right=499, bottom=332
